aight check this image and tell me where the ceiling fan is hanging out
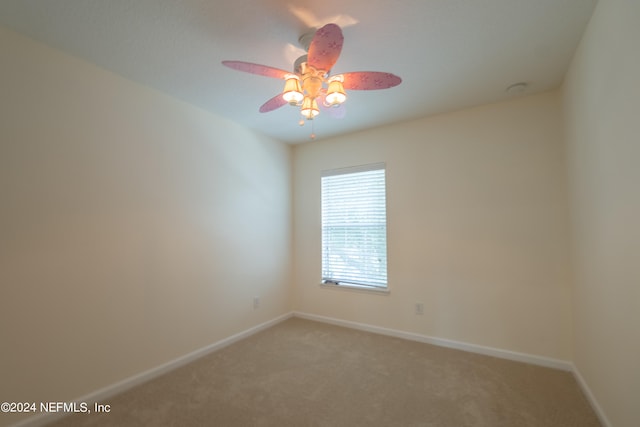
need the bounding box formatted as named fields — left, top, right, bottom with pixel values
left=221, top=23, right=401, bottom=135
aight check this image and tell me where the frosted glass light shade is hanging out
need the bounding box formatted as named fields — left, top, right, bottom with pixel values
left=282, top=76, right=303, bottom=104
left=325, top=80, right=347, bottom=106
left=301, top=97, right=319, bottom=119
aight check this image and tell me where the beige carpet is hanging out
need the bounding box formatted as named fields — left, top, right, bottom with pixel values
left=49, top=317, right=600, bottom=427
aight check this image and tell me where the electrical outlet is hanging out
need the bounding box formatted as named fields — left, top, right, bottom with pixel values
left=415, top=302, right=424, bottom=315
left=253, top=296, right=260, bottom=309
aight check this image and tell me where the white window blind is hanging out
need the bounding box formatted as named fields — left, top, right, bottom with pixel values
left=321, top=163, right=388, bottom=288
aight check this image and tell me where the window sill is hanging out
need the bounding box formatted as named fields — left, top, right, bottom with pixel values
left=319, top=282, right=390, bottom=295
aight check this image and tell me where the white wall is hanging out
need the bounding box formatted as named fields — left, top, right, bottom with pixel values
left=293, top=91, right=572, bottom=361
left=562, top=0, right=640, bottom=425
left=0, top=27, right=291, bottom=426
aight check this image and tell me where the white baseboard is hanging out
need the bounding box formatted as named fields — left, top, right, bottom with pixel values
left=293, top=311, right=573, bottom=371
left=10, top=313, right=293, bottom=427
left=13, top=311, right=610, bottom=427
left=293, top=312, right=618, bottom=425
left=571, top=364, right=612, bottom=427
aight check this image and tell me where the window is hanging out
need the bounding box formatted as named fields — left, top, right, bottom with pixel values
left=321, top=163, right=388, bottom=289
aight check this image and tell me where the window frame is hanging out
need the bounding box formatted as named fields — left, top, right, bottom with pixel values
left=320, top=162, right=389, bottom=293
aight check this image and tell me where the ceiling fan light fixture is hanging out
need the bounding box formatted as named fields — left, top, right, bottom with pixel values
left=325, top=76, right=347, bottom=106
left=282, top=74, right=303, bottom=104
left=222, top=23, right=402, bottom=134
left=300, top=96, right=319, bottom=119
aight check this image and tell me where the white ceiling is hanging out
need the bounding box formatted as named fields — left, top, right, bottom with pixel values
left=0, top=0, right=597, bottom=144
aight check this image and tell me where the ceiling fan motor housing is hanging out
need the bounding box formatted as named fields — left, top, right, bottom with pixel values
left=298, top=31, right=315, bottom=51
left=294, top=54, right=308, bottom=74
left=300, top=63, right=326, bottom=99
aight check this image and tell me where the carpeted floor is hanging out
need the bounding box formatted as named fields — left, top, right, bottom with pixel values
left=49, top=317, right=601, bottom=426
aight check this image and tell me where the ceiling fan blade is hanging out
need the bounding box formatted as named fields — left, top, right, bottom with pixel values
left=307, top=23, right=343, bottom=72
left=222, top=61, right=290, bottom=79
left=259, top=94, right=288, bottom=113
left=339, top=72, right=402, bottom=90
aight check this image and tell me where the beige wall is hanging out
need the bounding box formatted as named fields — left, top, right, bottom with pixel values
left=0, top=27, right=291, bottom=426
left=563, top=0, right=640, bottom=425
left=293, top=91, right=572, bottom=361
